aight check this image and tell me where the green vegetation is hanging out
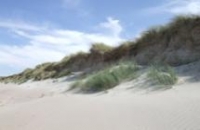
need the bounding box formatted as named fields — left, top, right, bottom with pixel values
left=71, top=62, right=138, bottom=93
left=147, top=64, right=177, bottom=86
left=1, top=15, right=200, bottom=85
left=0, top=62, right=72, bottom=84
left=134, top=15, right=200, bottom=65
left=54, top=69, right=71, bottom=79
left=90, top=43, right=113, bottom=54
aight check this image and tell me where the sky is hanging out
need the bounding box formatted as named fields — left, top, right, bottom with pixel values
left=0, top=0, right=200, bottom=76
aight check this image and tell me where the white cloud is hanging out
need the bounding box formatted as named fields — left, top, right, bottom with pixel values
left=0, top=44, right=64, bottom=67
left=99, top=17, right=123, bottom=37
left=144, top=0, right=200, bottom=15
left=0, top=20, right=45, bottom=31
left=0, top=17, right=124, bottom=76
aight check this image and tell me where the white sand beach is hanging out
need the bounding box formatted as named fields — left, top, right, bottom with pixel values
left=0, top=74, right=200, bottom=130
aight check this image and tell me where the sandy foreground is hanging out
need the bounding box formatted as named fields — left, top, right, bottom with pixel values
left=0, top=76, right=200, bottom=130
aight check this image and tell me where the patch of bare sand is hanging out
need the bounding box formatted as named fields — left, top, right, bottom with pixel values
left=0, top=78, right=200, bottom=130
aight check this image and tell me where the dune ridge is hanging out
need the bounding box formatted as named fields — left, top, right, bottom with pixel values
left=1, top=15, right=200, bottom=130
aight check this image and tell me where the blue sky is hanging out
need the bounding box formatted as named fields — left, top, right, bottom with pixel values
left=0, top=0, right=200, bottom=76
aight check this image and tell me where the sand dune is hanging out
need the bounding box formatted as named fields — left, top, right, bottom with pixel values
left=0, top=76, right=200, bottom=130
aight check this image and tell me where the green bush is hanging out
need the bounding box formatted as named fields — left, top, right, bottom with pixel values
left=147, top=64, right=177, bottom=85
left=71, top=62, right=138, bottom=93
left=90, top=43, right=113, bottom=54
left=54, top=69, right=71, bottom=78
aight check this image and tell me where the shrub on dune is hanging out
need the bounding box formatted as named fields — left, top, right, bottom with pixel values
left=147, top=64, right=177, bottom=86
left=71, top=62, right=138, bottom=93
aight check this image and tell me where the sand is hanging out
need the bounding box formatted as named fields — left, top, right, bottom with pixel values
left=0, top=72, right=200, bottom=130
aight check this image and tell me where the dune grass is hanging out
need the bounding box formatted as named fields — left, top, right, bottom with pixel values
left=90, top=43, right=113, bottom=53
left=71, top=62, right=139, bottom=93
left=1, top=15, right=199, bottom=84
left=147, top=64, right=177, bottom=86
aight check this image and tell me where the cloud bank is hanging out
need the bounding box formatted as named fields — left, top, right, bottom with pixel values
left=0, top=17, right=124, bottom=76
